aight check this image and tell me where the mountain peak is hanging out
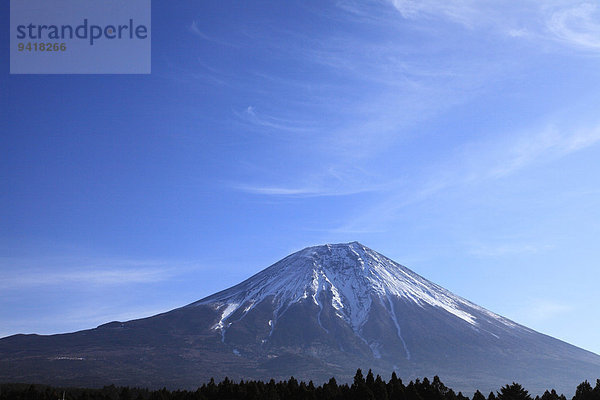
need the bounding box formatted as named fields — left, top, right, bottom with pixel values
left=298, top=241, right=368, bottom=256
left=193, top=242, right=519, bottom=348
left=3, top=242, right=599, bottom=395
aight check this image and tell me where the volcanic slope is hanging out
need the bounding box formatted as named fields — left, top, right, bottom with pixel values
left=1, top=242, right=599, bottom=395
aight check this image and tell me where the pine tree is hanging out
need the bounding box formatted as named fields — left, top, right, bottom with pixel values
left=366, top=370, right=376, bottom=389
left=352, top=369, right=375, bottom=400
left=593, top=381, right=600, bottom=400
left=373, top=375, right=389, bottom=400
left=473, top=390, right=486, bottom=400
left=574, top=381, right=594, bottom=400
left=497, top=383, right=532, bottom=400
left=540, top=389, right=562, bottom=400
left=432, top=376, right=448, bottom=398
left=354, top=370, right=365, bottom=386
left=388, top=372, right=406, bottom=400
left=321, top=378, right=339, bottom=400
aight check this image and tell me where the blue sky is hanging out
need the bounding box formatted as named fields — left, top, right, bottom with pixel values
left=2, top=0, right=600, bottom=355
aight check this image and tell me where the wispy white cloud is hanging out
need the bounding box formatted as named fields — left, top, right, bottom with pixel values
left=468, top=242, right=553, bottom=257
left=0, top=257, right=198, bottom=289
left=188, top=21, right=239, bottom=47
left=515, top=299, right=573, bottom=324
left=188, top=20, right=205, bottom=37
left=233, top=184, right=378, bottom=197
left=546, top=3, right=600, bottom=50
left=234, top=106, right=317, bottom=134
left=335, top=120, right=600, bottom=233
left=233, top=185, right=322, bottom=196
left=227, top=31, right=499, bottom=197
left=233, top=119, right=600, bottom=211
left=422, top=121, right=600, bottom=191
left=0, top=256, right=206, bottom=337
left=201, top=1, right=599, bottom=209
left=0, top=269, right=169, bottom=288
left=388, top=0, right=490, bottom=27
left=469, top=123, right=600, bottom=180
left=385, top=0, right=600, bottom=52
left=231, top=165, right=395, bottom=197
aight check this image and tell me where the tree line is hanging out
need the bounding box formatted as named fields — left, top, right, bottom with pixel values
left=1, top=369, right=599, bottom=400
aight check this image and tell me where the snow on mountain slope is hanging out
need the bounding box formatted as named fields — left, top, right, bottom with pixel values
left=2, top=241, right=599, bottom=394
left=190, top=242, right=524, bottom=349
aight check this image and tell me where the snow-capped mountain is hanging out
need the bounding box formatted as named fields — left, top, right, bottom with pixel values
left=1, top=242, right=598, bottom=395
left=193, top=242, right=521, bottom=359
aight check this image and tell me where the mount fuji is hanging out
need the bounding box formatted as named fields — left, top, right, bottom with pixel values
left=1, top=242, right=599, bottom=394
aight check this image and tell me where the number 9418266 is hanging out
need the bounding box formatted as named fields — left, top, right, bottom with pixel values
left=18, top=42, right=67, bottom=51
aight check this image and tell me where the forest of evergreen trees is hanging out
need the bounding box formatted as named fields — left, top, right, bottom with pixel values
left=1, top=370, right=599, bottom=400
